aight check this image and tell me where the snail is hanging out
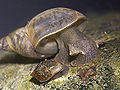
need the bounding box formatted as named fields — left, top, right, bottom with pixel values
left=0, top=8, right=99, bottom=82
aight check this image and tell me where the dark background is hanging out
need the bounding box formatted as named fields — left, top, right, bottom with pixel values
left=0, top=0, right=120, bottom=38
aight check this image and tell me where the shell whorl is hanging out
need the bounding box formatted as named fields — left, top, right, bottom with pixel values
left=0, top=37, right=11, bottom=52
left=25, top=8, right=87, bottom=48
left=4, top=27, right=57, bottom=59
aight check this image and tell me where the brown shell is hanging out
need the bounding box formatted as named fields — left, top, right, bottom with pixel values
left=25, top=8, right=87, bottom=48
left=6, top=27, right=53, bottom=58
left=31, top=60, right=64, bottom=82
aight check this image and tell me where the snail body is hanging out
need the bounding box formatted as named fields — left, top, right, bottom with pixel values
left=0, top=8, right=98, bottom=82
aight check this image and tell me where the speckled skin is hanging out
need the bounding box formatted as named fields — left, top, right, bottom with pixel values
left=60, top=27, right=98, bottom=66
left=0, top=8, right=99, bottom=82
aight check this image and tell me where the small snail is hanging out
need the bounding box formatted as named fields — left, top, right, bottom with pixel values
left=0, top=8, right=99, bottom=82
